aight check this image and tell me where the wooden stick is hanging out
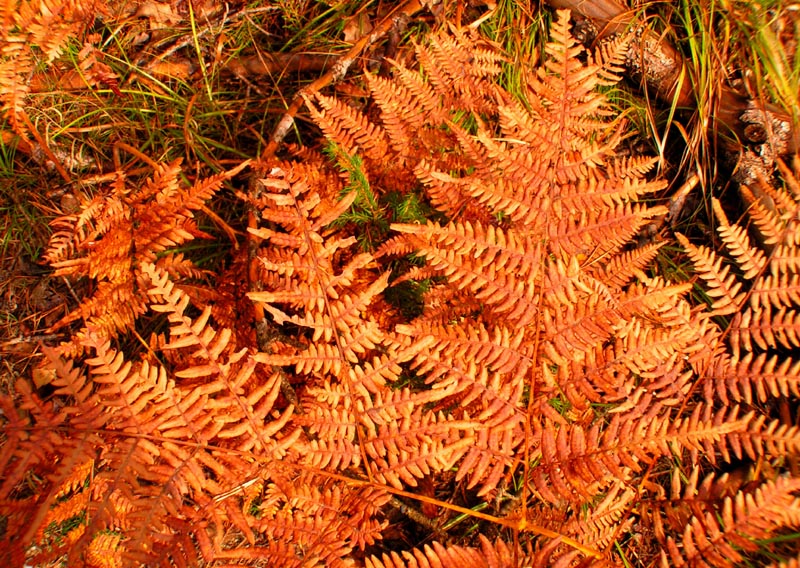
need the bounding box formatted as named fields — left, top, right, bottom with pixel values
left=19, top=111, right=72, bottom=183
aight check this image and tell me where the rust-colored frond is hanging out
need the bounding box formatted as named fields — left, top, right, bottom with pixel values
left=11, top=9, right=800, bottom=566
left=769, top=558, right=800, bottom=568
left=750, top=271, right=800, bottom=309
left=144, top=263, right=296, bottom=453
left=365, top=71, right=434, bottom=155
left=664, top=477, right=800, bottom=567
left=364, top=405, right=475, bottom=490
left=593, top=241, right=666, bottom=288
left=677, top=232, right=746, bottom=315
left=4, top=255, right=309, bottom=565
left=243, top=476, right=389, bottom=566
left=766, top=243, right=800, bottom=277
left=740, top=184, right=786, bottom=247
left=0, top=378, right=99, bottom=565
left=712, top=198, right=767, bottom=279
left=729, top=306, right=800, bottom=355
left=0, top=42, right=32, bottom=134
left=366, top=535, right=522, bottom=568
left=16, top=0, right=100, bottom=62
left=706, top=351, right=800, bottom=405
left=561, top=482, right=637, bottom=549
left=242, top=155, right=478, bottom=541
left=700, top=159, right=800, bottom=361
left=378, top=62, right=445, bottom=124
left=306, top=91, right=391, bottom=164
left=304, top=23, right=505, bottom=205
left=530, top=406, right=749, bottom=505
left=549, top=202, right=666, bottom=259
left=246, top=164, right=391, bottom=358
left=412, top=158, right=524, bottom=223
left=410, top=25, right=503, bottom=115
left=721, top=414, right=800, bottom=464
left=86, top=533, right=124, bottom=568
left=532, top=10, right=620, bottom=142
left=390, top=221, right=542, bottom=326
left=396, top=320, right=533, bottom=381
left=43, top=160, right=247, bottom=352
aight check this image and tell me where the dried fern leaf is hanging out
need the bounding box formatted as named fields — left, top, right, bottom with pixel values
left=665, top=477, right=800, bottom=567
left=365, top=535, right=522, bottom=568
left=677, top=233, right=746, bottom=315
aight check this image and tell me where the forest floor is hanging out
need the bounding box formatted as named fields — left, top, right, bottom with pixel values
left=1, top=0, right=800, bottom=565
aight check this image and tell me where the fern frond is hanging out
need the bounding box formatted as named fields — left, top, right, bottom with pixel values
left=532, top=10, right=619, bottom=145
left=242, top=475, right=389, bottom=567
left=0, top=1, right=106, bottom=134
left=366, top=535, right=521, bottom=568
left=593, top=241, right=666, bottom=288
left=14, top=11, right=800, bottom=565
left=364, top=407, right=475, bottom=490
left=664, top=477, right=800, bottom=567
left=712, top=198, right=767, bottom=279
left=705, top=352, right=800, bottom=405
left=85, top=532, right=125, bottom=568
left=305, top=92, right=391, bottom=164
left=563, top=482, right=637, bottom=549
left=730, top=306, right=800, bottom=354
left=411, top=26, right=503, bottom=115
left=44, top=160, right=248, bottom=352
left=530, top=406, right=750, bottom=505
left=677, top=233, right=745, bottom=315
left=721, top=415, right=800, bottom=463
left=390, top=221, right=542, bottom=326
left=750, top=272, right=800, bottom=309
left=741, top=184, right=786, bottom=247
left=0, top=42, right=32, bottom=134
left=365, top=71, right=429, bottom=156
left=768, top=244, right=800, bottom=276
left=768, top=557, right=800, bottom=568
left=396, top=320, right=533, bottom=380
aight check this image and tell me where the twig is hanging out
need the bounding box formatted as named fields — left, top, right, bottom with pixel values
left=225, top=52, right=335, bottom=77
left=19, top=111, right=72, bottom=183
left=389, top=497, right=442, bottom=532
left=1, top=334, right=61, bottom=348
left=665, top=172, right=700, bottom=228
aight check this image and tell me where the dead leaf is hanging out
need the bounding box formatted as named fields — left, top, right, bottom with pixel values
left=135, top=1, right=182, bottom=29
left=32, top=367, right=56, bottom=388
left=343, top=13, right=373, bottom=44
left=146, top=59, right=195, bottom=81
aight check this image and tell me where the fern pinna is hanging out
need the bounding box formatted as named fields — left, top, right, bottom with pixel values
left=2, top=9, right=800, bottom=567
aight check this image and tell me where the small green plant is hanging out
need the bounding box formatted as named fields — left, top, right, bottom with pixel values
left=325, top=141, right=389, bottom=250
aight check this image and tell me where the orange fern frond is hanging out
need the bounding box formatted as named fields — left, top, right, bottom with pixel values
left=8, top=9, right=800, bottom=566
left=705, top=351, right=800, bottom=405
left=664, top=477, right=800, bottom=567
left=365, top=535, right=522, bottom=568
left=43, top=160, right=248, bottom=353
left=677, top=232, right=746, bottom=316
